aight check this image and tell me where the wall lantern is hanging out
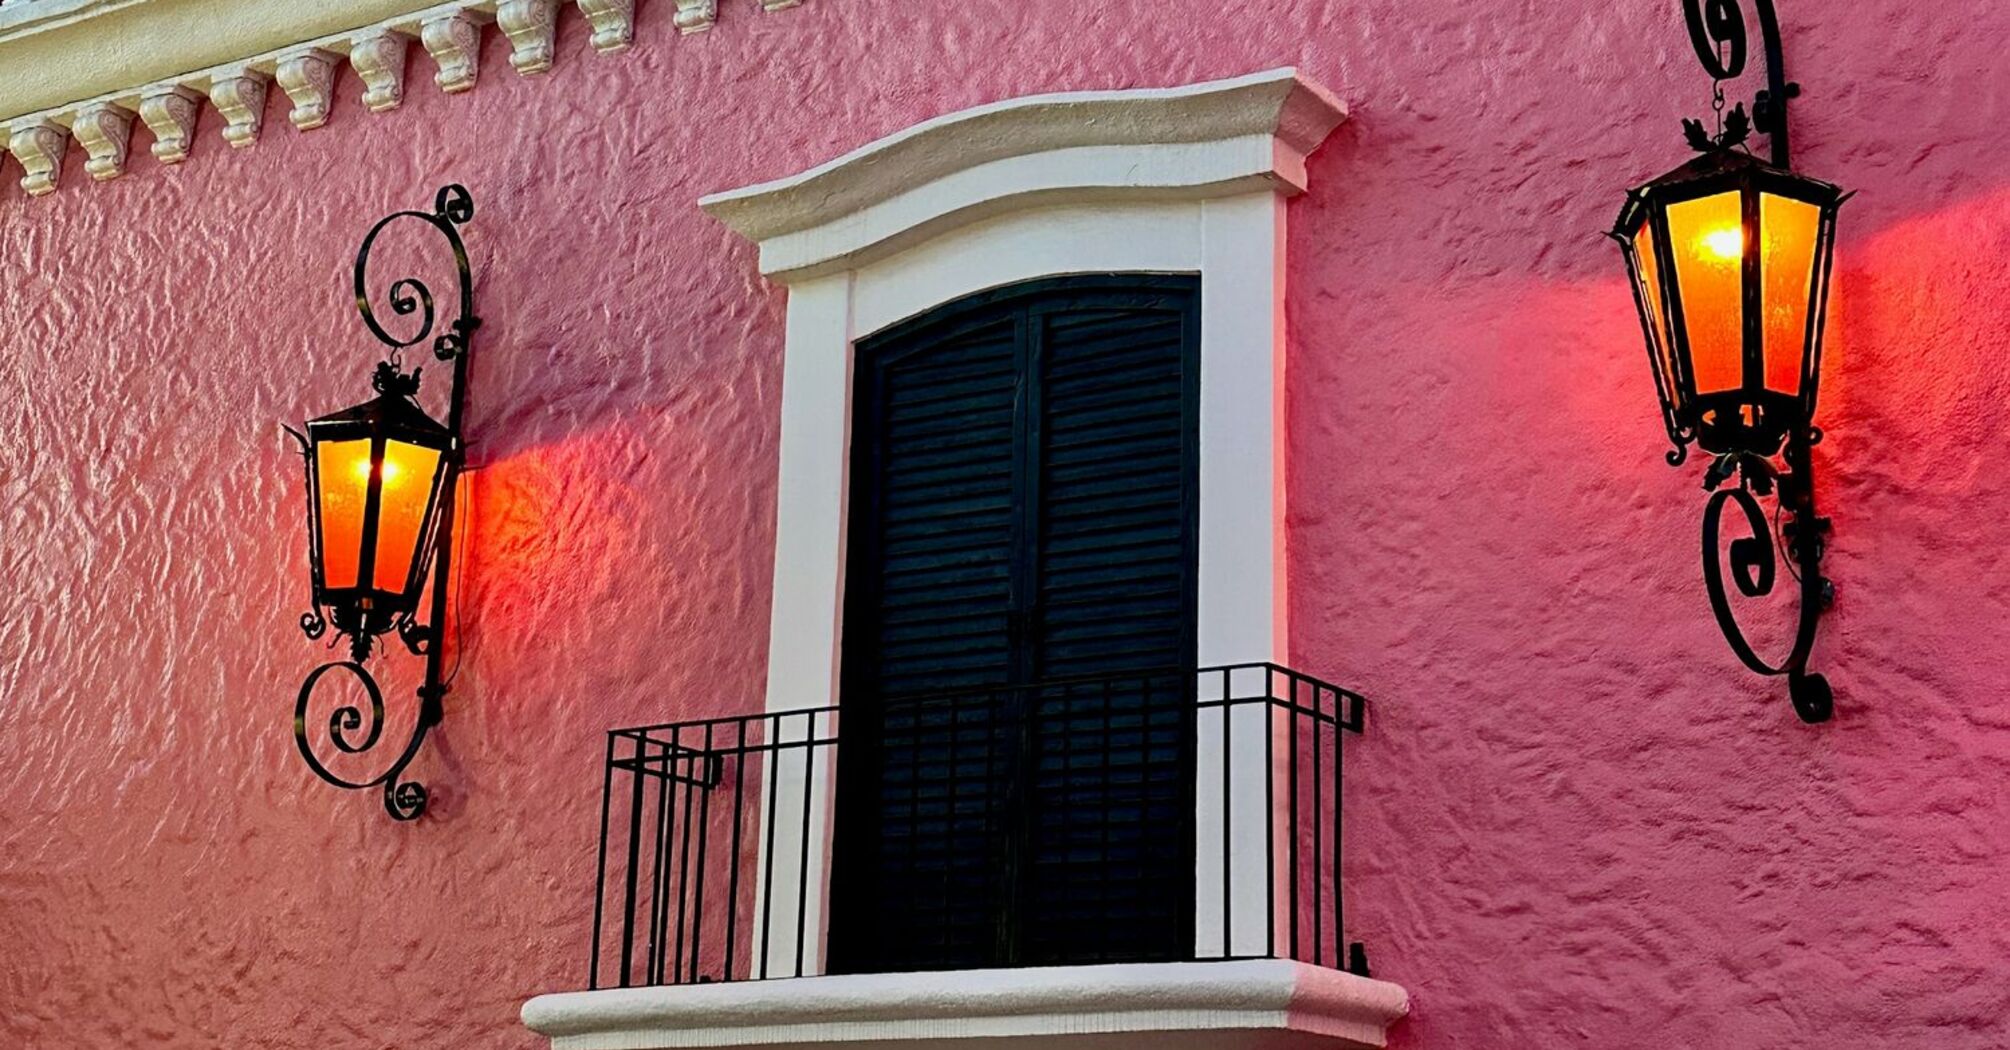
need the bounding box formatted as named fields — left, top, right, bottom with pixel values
left=285, top=185, right=479, bottom=819
left=1611, top=0, right=1845, bottom=723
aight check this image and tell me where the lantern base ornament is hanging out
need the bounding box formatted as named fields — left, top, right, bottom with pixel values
left=1697, top=426, right=1833, bottom=723
left=287, top=185, right=479, bottom=821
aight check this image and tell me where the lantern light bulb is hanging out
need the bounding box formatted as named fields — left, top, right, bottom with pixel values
left=351, top=458, right=401, bottom=484
left=1702, top=227, right=1743, bottom=260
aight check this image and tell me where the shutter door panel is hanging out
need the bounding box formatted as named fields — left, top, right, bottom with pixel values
left=1024, top=301, right=1193, bottom=964
left=858, top=315, right=1020, bottom=972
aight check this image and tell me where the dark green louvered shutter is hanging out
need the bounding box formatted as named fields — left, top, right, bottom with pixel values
left=831, top=275, right=1199, bottom=974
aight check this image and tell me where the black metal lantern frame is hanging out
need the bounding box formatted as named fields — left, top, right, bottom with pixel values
left=1612, top=0, right=1844, bottom=723
left=285, top=185, right=480, bottom=819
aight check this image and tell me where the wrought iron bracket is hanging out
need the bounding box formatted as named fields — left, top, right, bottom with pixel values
left=294, top=184, right=477, bottom=820
left=1697, top=424, right=1833, bottom=722
left=1683, top=0, right=1796, bottom=167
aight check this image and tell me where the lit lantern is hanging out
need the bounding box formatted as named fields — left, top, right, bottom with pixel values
left=296, top=362, right=457, bottom=660
left=1608, top=0, right=1846, bottom=725
left=1613, top=146, right=1845, bottom=461
left=288, top=184, right=478, bottom=822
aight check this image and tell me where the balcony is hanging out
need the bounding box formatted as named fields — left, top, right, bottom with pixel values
left=523, top=665, right=1409, bottom=1050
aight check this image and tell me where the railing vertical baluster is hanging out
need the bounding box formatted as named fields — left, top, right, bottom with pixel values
left=672, top=727, right=698, bottom=981
left=795, top=710, right=816, bottom=977
left=619, top=730, right=646, bottom=988
left=1220, top=666, right=1232, bottom=959
left=1287, top=670, right=1300, bottom=963
left=1311, top=680, right=1325, bottom=968
left=648, top=729, right=677, bottom=986
left=589, top=731, right=617, bottom=990
left=1334, top=683, right=1346, bottom=970
left=1264, top=666, right=1276, bottom=959
left=759, top=711, right=782, bottom=980
left=724, top=717, right=748, bottom=982
left=689, top=721, right=715, bottom=984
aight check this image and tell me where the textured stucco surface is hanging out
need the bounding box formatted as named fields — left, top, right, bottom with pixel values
left=4, top=1, right=2010, bottom=1047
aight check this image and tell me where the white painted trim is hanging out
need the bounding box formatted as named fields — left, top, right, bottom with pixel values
left=522, top=960, right=1409, bottom=1050
left=700, top=67, right=1346, bottom=282
left=729, top=69, right=1346, bottom=974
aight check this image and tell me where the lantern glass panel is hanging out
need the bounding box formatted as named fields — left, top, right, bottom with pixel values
left=1665, top=190, right=1745, bottom=395
left=372, top=438, right=444, bottom=593
left=1761, top=190, right=1821, bottom=397
left=316, top=437, right=373, bottom=590
left=1630, top=218, right=1679, bottom=405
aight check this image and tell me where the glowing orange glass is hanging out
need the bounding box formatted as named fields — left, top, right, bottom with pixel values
left=1664, top=190, right=1745, bottom=395
left=316, top=438, right=372, bottom=589
left=371, top=440, right=442, bottom=592
left=1760, top=191, right=1820, bottom=396
left=1630, top=219, right=1678, bottom=403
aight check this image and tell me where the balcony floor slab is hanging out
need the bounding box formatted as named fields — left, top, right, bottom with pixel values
left=521, top=959, right=1408, bottom=1050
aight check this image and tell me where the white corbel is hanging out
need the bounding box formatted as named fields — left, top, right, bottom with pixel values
left=208, top=69, right=270, bottom=148
left=72, top=103, right=134, bottom=181
left=139, top=85, right=204, bottom=164
left=578, top=0, right=635, bottom=52
left=497, top=0, right=559, bottom=74
left=421, top=10, right=489, bottom=94
left=350, top=31, right=412, bottom=113
left=675, top=0, right=717, bottom=32
left=7, top=120, right=66, bottom=195
left=276, top=48, right=342, bottom=130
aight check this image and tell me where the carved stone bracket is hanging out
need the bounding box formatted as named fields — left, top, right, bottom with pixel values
left=674, top=0, right=717, bottom=33
left=350, top=31, right=412, bottom=112
left=209, top=69, right=270, bottom=148
left=138, top=85, right=204, bottom=164
left=497, top=0, right=558, bottom=75
left=421, top=10, right=489, bottom=94
left=579, top=0, right=635, bottom=52
left=72, top=103, right=134, bottom=181
left=276, top=48, right=343, bottom=130
left=7, top=120, right=65, bottom=195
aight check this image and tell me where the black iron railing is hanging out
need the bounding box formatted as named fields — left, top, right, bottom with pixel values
left=587, top=663, right=1365, bottom=989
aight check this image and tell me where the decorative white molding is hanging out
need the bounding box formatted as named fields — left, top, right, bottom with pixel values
left=208, top=69, right=269, bottom=148
left=71, top=102, right=133, bottom=180
left=522, top=960, right=1410, bottom=1050
left=576, top=0, right=633, bottom=51
left=276, top=48, right=343, bottom=130
left=496, top=0, right=558, bottom=74
left=0, top=0, right=813, bottom=200
left=138, top=85, right=202, bottom=164
left=420, top=9, right=487, bottom=93
left=349, top=30, right=411, bottom=112
left=700, top=67, right=1349, bottom=280
left=7, top=120, right=66, bottom=195
left=673, top=0, right=716, bottom=33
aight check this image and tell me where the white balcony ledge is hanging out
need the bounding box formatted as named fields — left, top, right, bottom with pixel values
left=521, top=960, right=1409, bottom=1050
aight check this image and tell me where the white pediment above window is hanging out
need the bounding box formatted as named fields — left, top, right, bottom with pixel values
left=698, top=67, right=1348, bottom=281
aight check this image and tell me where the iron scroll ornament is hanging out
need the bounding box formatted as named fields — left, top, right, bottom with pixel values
left=289, top=185, right=479, bottom=820
left=1668, top=1, right=1832, bottom=722
left=1682, top=0, right=1797, bottom=167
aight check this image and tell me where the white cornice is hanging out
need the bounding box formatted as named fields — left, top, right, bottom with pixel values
left=698, top=67, right=1348, bottom=281
left=0, top=0, right=808, bottom=197
left=521, top=960, right=1409, bottom=1050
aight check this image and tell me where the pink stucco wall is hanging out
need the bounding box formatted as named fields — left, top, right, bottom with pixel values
left=4, top=1, right=2009, bottom=1046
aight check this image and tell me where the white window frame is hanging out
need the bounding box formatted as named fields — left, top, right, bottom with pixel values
left=699, top=67, right=1348, bottom=978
